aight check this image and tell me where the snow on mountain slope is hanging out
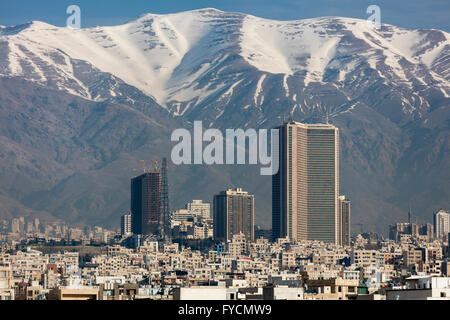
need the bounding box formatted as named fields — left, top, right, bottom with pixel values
left=0, top=8, right=449, bottom=119
left=241, top=16, right=450, bottom=82
left=0, top=9, right=242, bottom=104
left=241, top=16, right=344, bottom=85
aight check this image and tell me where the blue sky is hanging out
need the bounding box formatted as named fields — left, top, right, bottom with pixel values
left=0, top=0, right=449, bottom=31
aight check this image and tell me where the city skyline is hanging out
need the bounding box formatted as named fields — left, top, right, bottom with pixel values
left=0, top=1, right=448, bottom=303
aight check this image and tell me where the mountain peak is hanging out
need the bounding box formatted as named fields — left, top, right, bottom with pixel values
left=134, top=8, right=227, bottom=19
left=188, top=8, right=226, bottom=14
left=28, top=20, right=55, bottom=28
left=0, top=21, right=57, bottom=36
left=1, top=9, right=448, bottom=105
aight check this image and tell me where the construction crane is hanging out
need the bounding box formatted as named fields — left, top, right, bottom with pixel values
left=352, top=223, right=364, bottom=234
left=136, top=157, right=172, bottom=243
left=138, top=159, right=160, bottom=173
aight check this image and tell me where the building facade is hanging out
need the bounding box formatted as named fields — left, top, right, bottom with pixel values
left=434, top=209, right=450, bottom=239
left=214, top=188, right=254, bottom=242
left=187, top=200, right=211, bottom=220
left=272, top=122, right=339, bottom=244
left=131, top=173, right=161, bottom=236
left=172, top=209, right=195, bottom=222
left=120, top=213, right=132, bottom=236
left=339, top=196, right=351, bottom=246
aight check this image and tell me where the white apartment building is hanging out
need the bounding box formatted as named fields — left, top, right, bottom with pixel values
left=387, top=276, right=450, bottom=300
left=434, top=209, right=450, bottom=239
left=172, top=209, right=195, bottom=222
left=186, top=200, right=211, bottom=220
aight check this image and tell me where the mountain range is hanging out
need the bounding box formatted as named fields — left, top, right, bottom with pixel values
left=0, top=8, right=449, bottom=233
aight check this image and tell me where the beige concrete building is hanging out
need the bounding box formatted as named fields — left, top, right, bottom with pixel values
left=186, top=200, right=211, bottom=220
left=434, top=209, right=450, bottom=239
left=49, top=287, right=100, bottom=300
left=272, top=122, right=339, bottom=244
left=214, top=188, right=254, bottom=242
left=0, top=265, right=14, bottom=300
left=305, top=279, right=359, bottom=300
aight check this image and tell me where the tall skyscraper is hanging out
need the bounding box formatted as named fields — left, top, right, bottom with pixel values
left=214, top=188, right=254, bottom=242
left=131, top=172, right=161, bottom=236
left=338, top=195, right=351, bottom=246
left=272, top=121, right=339, bottom=244
left=121, top=213, right=132, bottom=236
left=434, top=209, right=450, bottom=239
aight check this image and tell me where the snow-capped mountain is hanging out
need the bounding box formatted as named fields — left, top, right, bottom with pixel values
left=0, top=8, right=449, bottom=232
left=1, top=9, right=449, bottom=121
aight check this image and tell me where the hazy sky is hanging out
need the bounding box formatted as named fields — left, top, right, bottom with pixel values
left=0, top=0, right=449, bottom=31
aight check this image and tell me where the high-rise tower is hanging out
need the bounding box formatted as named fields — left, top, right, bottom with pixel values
left=131, top=172, right=161, bottom=236
left=272, top=121, right=339, bottom=244
left=214, top=188, right=254, bottom=242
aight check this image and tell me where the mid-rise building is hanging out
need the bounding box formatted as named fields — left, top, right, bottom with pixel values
left=214, top=188, right=254, bottom=242
left=120, top=213, right=132, bottom=236
left=187, top=200, right=211, bottom=220
left=434, top=209, right=450, bottom=239
left=389, top=221, right=433, bottom=242
left=172, top=209, right=195, bottom=222
left=11, top=219, right=20, bottom=234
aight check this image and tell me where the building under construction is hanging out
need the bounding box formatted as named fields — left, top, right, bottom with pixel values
left=131, top=172, right=161, bottom=236
left=130, top=158, right=170, bottom=240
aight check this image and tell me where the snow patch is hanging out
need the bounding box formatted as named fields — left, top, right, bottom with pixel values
left=254, top=74, right=266, bottom=106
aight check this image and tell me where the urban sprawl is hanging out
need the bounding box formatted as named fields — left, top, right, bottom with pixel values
left=0, top=122, right=449, bottom=301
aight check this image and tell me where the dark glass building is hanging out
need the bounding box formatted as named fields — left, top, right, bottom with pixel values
left=131, top=173, right=161, bottom=236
